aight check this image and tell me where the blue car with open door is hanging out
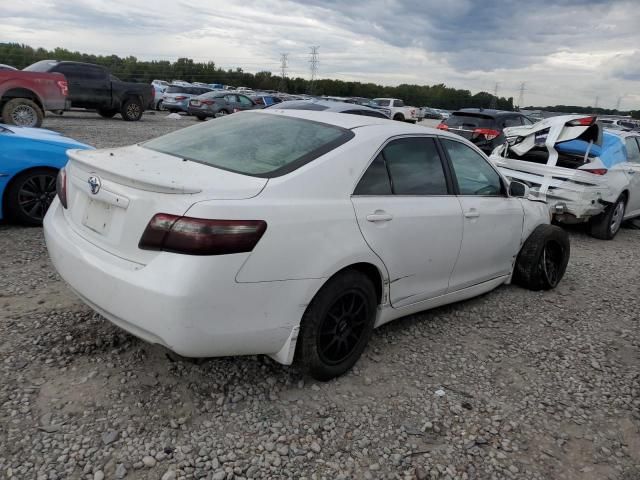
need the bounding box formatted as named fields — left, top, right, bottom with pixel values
left=0, top=124, right=93, bottom=225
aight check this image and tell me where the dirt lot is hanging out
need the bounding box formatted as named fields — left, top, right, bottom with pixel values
left=1, top=112, right=639, bottom=480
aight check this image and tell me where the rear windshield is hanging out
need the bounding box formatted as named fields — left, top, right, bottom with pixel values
left=143, top=112, right=354, bottom=177
left=447, top=113, right=495, bottom=128
left=166, top=86, right=187, bottom=93
left=23, top=60, right=57, bottom=72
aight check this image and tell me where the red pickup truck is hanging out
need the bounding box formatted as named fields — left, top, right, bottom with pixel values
left=0, top=70, right=68, bottom=128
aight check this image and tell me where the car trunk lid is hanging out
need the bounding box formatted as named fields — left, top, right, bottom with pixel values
left=62, top=146, right=267, bottom=264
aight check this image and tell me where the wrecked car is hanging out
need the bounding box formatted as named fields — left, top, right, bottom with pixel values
left=490, top=115, right=640, bottom=239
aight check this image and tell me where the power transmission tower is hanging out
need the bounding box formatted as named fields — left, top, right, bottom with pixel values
left=308, top=46, right=319, bottom=95
left=517, top=82, right=526, bottom=110
left=489, top=82, right=499, bottom=109
left=278, top=53, right=288, bottom=93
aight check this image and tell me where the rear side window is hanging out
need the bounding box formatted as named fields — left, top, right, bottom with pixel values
left=625, top=138, right=640, bottom=163
left=354, top=154, right=392, bottom=195
left=447, top=113, right=494, bottom=128
left=441, top=139, right=503, bottom=196
left=166, top=86, right=186, bottom=93
left=354, top=137, right=448, bottom=195
left=503, top=117, right=523, bottom=127
left=143, top=113, right=354, bottom=177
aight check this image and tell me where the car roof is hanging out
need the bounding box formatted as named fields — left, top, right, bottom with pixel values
left=455, top=108, right=518, bottom=117
left=253, top=109, right=466, bottom=141
left=269, top=99, right=383, bottom=114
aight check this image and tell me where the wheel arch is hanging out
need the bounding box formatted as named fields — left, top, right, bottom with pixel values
left=1, top=88, right=45, bottom=110
left=1, top=165, right=59, bottom=220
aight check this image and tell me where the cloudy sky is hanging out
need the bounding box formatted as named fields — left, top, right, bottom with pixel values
left=3, top=0, right=640, bottom=109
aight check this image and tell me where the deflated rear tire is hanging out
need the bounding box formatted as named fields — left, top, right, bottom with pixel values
left=513, top=224, right=570, bottom=291
left=297, top=270, right=377, bottom=381
left=588, top=195, right=626, bottom=240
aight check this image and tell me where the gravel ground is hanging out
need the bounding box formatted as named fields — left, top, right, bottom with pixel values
left=1, top=112, right=639, bottom=480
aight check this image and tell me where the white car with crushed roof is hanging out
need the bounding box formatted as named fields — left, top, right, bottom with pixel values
left=44, top=110, right=570, bottom=380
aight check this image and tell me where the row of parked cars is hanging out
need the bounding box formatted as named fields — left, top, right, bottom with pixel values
left=3, top=87, right=640, bottom=379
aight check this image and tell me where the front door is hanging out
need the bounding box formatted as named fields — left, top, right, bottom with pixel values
left=351, top=137, right=463, bottom=307
left=440, top=138, right=524, bottom=290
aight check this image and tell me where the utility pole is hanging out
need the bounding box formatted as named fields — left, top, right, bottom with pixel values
left=517, top=82, right=526, bottom=110
left=594, top=96, right=599, bottom=110
left=489, top=82, right=499, bottom=109
left=308, top=46, right=319, bottom=95
left=278, top=53, right=288, bottom=93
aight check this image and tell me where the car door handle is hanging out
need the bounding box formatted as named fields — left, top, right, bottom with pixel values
left=628, top=169, right=636, bottom=175
left=366, top=211, right=393, bottom=222
left=464, top=209, right=480, bottom=218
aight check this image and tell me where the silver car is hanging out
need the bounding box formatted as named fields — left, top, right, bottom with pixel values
left=162, top=85, right=212, bottom=113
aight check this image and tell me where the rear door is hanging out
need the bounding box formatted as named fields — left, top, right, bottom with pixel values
left=351, top=136, right=463, bottom=307
left=624, top=136, right=640, bottom=217
left=54, top=64, right=110, bottom=108
left=440, top=138, right=523, bottom=290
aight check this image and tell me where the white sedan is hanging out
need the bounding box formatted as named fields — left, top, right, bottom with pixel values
left=44, top=110, right=570, bottom=380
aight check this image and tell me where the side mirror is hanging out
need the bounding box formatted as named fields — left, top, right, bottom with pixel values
left=509, top=180, right=530, bottom=198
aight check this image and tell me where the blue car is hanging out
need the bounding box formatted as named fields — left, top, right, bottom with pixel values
left=0, top=124, right=93, bottom=225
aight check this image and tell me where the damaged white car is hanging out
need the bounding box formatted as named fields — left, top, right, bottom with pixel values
left=490, top=116, right=640, bottom=239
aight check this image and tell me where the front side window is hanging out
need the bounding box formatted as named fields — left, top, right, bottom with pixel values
left=442, top=139, right=503, bottom=196
left=503, top=116, right=523, bottom=127
left=625, top=137, right=640, bottom=163
left=354, top=137, right=448, bottom=195
left=238, top=95, right=253, bottom=106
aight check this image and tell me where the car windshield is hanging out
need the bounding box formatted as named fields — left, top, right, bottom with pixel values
left=143, top=112, right=354, bottom=177
left=23, top=60, right=57, bottom=72
left=447, top=113, right=494, bottom=128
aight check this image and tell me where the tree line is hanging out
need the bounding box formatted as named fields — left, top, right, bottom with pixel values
left=1, top=43, right=515, bottom=110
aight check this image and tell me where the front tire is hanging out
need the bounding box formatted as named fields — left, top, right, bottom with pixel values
left=297, top=270, right=377, bottom=381
left=2, top=98, right=44, bottom=128
left=588, top=195, right=626, bottom=240
left=121, top=97, right=143, bottom=121
left=513, top=225, right=570, bottom=291
left=4, top=168, right=58, bottom=226
left=393, top=113, right=404, bottom=122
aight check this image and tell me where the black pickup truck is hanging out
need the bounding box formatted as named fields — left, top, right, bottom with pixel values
left=24, top=60, right=153, bottom=121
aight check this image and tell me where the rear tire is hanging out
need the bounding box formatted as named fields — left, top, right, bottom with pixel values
left=98, top=108, right=117, bottom=118
left=513, top=224, right=570, bottom=291
left=120, top=97, right=143, bottom=121
left=4, top=167, right=58, bottom=226
left=156, top=100, right=164, bottom=111
left=2, top=98, right=44, bottom=128
left=588, top=195, right=626, bottom=240
left=297, top=270, right=377, bottom=381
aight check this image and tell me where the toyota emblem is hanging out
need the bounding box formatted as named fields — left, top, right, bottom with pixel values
left=88, top=175, right=101, bottom=195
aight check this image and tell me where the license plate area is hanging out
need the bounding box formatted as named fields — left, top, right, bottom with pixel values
left=82, top=199, right=113, bottom=235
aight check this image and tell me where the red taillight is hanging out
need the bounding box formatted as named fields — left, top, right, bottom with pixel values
left=566, top=117, right=596, bottom=127
left=583, top=168, right=608, bottom=175
left=437, top=123, right=449, bottom=131
left=56, top=80, right=68, bottom=97
left=201, top=100, right=215, bottom=105
left=174, top=96, right=187, bottom=101
left=473, top=128, right=500, bottom=140
left=139, top=214, right=267, bottom=256
left=56, top=168, right=68, bottom=209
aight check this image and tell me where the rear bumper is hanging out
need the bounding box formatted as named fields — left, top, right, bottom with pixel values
left=161, top=100, right=189, bottom=112
left=43, top=199, right=319, bottom=362
left=187, top=106, right=215, bottom=117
